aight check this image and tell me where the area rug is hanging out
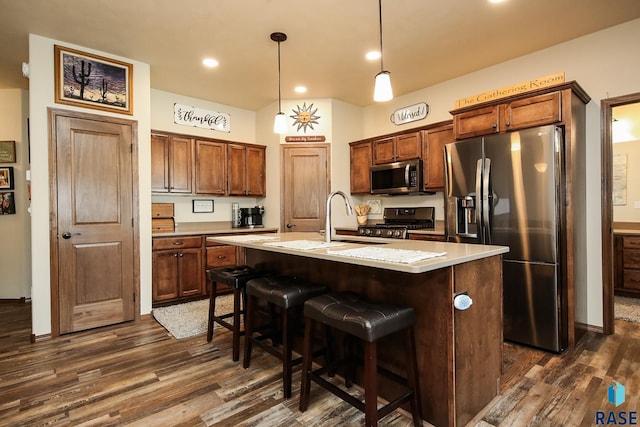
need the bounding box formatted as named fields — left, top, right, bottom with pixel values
left=614, top=296, right=640, bottom=323
left=152, top=294, right=234, bottom=339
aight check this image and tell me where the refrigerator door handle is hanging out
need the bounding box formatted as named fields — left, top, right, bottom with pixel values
left=483, top=158, right=492, bottom=244
left=475, top=159, right=483, bottom=243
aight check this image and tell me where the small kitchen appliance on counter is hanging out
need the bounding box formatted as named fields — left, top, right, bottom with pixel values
left=357, top=207, right=435, bottom=239
left=240, top=206, right=265, bottom=228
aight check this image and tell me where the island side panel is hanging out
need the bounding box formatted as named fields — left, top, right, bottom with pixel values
left=245, top=248, right=457, bottom=427
left=453, top=256, right=503, bottom=426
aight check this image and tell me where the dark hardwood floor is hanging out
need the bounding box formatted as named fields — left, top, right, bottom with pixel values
left=1, top=301, right=639, bottom=426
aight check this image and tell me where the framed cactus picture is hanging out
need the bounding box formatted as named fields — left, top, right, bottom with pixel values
left=54, top=45, right=133, bottom=115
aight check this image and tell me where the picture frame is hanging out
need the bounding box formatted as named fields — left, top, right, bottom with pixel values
left=192, top=199, right=214, bottom=213
left=0, top=141, right=16, bottom=163
left=0, top=192, right=15, bottom=215
left=0, top=167, right=14, bottom=190
left=54, top=45, right=133, bottom=115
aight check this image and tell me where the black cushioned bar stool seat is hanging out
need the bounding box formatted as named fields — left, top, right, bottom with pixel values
left=206, top=265, right=269, bottom=361
left=243, top=275, right=327, bottom=398
left=300, top=292, right=422, bottom=427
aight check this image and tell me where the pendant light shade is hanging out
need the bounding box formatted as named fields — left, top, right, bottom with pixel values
left=374, top=0, right=393, bottom=102
left=271, top=32, right=288, bottom=134
left=274, top=112, right=287, bottom=133
left=374, top=71, right=393, bottom=102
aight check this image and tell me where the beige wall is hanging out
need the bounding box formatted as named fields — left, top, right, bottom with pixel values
left=28, top=34, right=151, bottom=336
left=0, top=88, right=31, bottom=299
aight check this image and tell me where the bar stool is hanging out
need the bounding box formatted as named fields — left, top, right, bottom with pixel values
left=206, top=265, right=269, bottom=361
left=243, top=275, right=327, bottom=398
left=299, top=292, right=422, bottom=427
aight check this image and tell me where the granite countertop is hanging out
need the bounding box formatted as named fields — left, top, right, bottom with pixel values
left=153, top=221, right=279, bottom=237
left=206, top=231, right=508, bottom=274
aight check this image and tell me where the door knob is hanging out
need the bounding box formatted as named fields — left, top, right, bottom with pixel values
left=286, top=223, right=296, bottom=229
left=61, top=232, right=81, bottom=239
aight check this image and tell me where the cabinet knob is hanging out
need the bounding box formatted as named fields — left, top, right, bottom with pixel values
left=173, top=241, right=184, bottom=245
left=217, top=255, right=226, bottom=259
left=179, top=253, right=184, bottom=257
left=492, top=123, right=498, bottom=129
left=505, top=121, right=511, bottom=127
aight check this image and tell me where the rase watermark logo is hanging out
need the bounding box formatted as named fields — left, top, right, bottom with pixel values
left=595, top=381, right=637, bottom=425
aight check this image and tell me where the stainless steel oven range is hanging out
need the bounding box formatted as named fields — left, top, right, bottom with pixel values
left=357, top=207, right=435, bottom=239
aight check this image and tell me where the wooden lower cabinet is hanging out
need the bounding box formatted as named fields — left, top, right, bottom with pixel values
left=614, top=233, right=640, bottom=298
left=409, top=233, right=446, bottom=242
left=152, top=236, right=203, bottom=305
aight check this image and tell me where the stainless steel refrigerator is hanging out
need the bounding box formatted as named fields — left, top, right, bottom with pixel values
left=444, top=125, right=567, bottom=352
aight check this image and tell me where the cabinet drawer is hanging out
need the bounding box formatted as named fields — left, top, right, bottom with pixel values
left=623, top=250, right=640, bottom=269
left=206, top=245, right=237, bottom=268
left=153, top=236, right=202, bottom=250
left=152, top=218, right=175, bottom=233
left=622, top=236, right=640, bottom=250
left=152, top=203, right=174, bottom=218
left=623, top=270, right=640, bottom=290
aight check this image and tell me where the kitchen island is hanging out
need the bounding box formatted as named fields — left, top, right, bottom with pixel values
left=207, top=232, right=508, bottom=427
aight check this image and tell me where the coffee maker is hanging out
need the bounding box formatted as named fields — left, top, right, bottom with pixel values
left=239, top=206, right=264, bottom=228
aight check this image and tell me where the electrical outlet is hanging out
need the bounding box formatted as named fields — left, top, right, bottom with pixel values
left=366, top=199, right=382, bottom=214
left=634, top=201, right=640, bottom=209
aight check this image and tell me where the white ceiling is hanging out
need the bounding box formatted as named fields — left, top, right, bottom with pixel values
left=1, top=0, right=640, bottom=110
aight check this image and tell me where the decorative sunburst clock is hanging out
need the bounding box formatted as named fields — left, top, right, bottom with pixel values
left=290, top=102, right=320, bottom=133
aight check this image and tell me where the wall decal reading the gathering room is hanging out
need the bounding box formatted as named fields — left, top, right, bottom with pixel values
left=54, top=45, right=133, bottom=115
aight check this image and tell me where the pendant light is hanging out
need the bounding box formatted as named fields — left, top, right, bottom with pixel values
left=271, top=32, right=288, bottom=134
left=373, top=0, right=393, bottom=102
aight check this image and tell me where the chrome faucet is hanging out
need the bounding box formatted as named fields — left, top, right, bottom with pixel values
left=325, top=190, right=354, bottom=243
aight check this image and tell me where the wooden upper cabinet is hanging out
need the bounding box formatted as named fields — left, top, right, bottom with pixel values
left=151, top=133, right=170, bottom=193
left=228, top=143, right=266, bottom=197
left=168, top=136, right=193, bottom=193
left=350, top=141, right=372, bottom=194
left=372, top=131, right=421, bottom=164
left=453, top=105, right=500, bottom=140
left=245, top=145, right=266, bottom=197
left=502, top=91, right=561, bottom=131
left=151, top=133, right=192, bottom=193
left=421, top=124, right=452, bottom=191
left=194, top=139, right=226, bottom=195
left=453, top=91, right=562, bottom=139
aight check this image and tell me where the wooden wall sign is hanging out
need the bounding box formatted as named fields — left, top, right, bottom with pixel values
left=454, top=72, right=565, bottom=109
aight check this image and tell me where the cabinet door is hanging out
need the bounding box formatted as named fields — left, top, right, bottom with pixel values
left=422, top=125, right=452, bottom=190
left=503, top=92, right=561, bottom=131
left=350, top=141, right=372, bottom=194
left=178, top=248, right=203, bottom=297
left=453, top=105, right=500, bottom=139
left=372, top=137, right=395, bottom=165
left=245, top=146, right=266, bottom=196
left=169, top=136, right=193, bottom=193
left=152, top=251, right=179, bottom=301
left=395, top=131, right=421, bottom=161
left=195, top=139, right=227, bottom=195
left=227, top=144, right=246, bottom=196
left=151, top=134, right=169, bottom=193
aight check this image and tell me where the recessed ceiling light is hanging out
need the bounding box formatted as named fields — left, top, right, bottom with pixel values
left=202, top=58, right=219, bottom=68
left=489, top=0, right=505, bottom=3
left=294, top=86, right=307, bottom=94
left=366, top=51, right=381, bottom=61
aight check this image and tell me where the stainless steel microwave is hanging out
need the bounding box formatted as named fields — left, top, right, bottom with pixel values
left=370, top=159, right=423, bottom=194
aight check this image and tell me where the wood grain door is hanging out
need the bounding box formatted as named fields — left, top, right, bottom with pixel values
left=50, top=109, right=137, bottom=334
left=281, top=144, right=329, bottom=232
